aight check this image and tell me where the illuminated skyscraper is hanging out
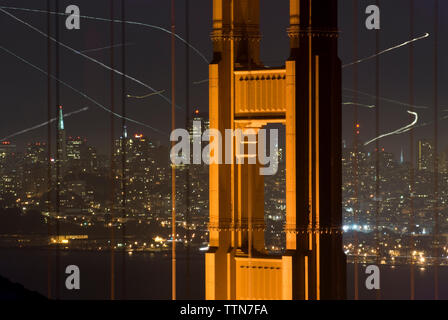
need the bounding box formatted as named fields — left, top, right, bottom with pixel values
left=22, top=142, right=47, bottom=195
left=188, top=109, right=210, bottom=137
left=0, top=141, right=20, bottom=203
left=417, top=139, right=433, bottom=171
left=57, top=105, right=67, bottom=163
left=186, top=109, right=210, bottom=222
left=67, top=137, right=86, bottom=161
left=188, top=109, right=209, bottom=164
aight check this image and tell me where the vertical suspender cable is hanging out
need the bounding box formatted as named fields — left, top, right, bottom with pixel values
left=247, top=3, right=253, bottom=300
left=306, top=0, right=312, bottom=301
left=46, top=0, right=52, bottom=300
left=109, top=0, right=116, bottom=301
left=185, top=0, right=191, bottom=299
left=433, top=0, right=439, bottom=301
left=352, top=0, right=359, bottom=300
left=230, top=0, right=236, bottom=297
left=171, top=0, right=177, bottom=301
left=375, top=0, right=381, bottom=301
left=54, top=0, right=61, bottom=299
left=409, top=0, right=415, bottom=300
left=121, top=0, right=127, bottom=300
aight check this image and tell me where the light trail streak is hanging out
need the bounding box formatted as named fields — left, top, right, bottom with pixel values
left=192, top=79, right=209, bottom=85
left=408, top=114, right=448, bottom=130
left=0, top=5, right=209, bottom=64
left=0, top=8, right=182, bottom=111
left=81, top=42, right=134, bottom=53
left=126, top=90, right=165, bottom=99
left=0, top=107, right=88, bottom=142
left=343, top=88, right=429, bottom=110
left=0, top=45, right=166, bottom=135
left=343, top=102, right=376, bottom=109
left=364, top=110, right=418, bottom=146
left=343, top=33, right=430, bottom=68
left=192, top=34, right=430, bottom=86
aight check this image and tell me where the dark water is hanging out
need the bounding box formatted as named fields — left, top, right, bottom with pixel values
left=0, top=248, right=446, bottom=300
left=0, top=248, right=204, bottom=300
left=347, top=263, right=448, bottom=300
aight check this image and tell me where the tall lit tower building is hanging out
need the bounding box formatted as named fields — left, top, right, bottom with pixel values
left=188, top=109, right=210, bottom=137
left=417, top=139, right=433, bottom=171
left=0, top=141, right=20, bottom=201
left=57, top=105, right=67, bottom=163
left=188, top=109, right=210, bottom=163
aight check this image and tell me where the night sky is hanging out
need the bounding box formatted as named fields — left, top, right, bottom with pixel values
left=0, top=0, right=447, bottom=160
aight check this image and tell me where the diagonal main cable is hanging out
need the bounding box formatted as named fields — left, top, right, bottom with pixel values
left=0, top=5, right=209, bottom=64
left=0, top=45, right=166, bottom=135
left=0, top=8, right=181, bottom=111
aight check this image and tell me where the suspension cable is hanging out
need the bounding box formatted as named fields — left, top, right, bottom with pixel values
left=109, top=0, right=116, bottom=301
left=352, top=0, right=360, bottom=300
left=185, top=0, right=191, bottom=299
left=375, top=0, right=381, bottom=301
left=171, top=0, right=177, bottom=301
left=409, top=0, right=416, bottom=301
left=46, top=0, right=52, bottom=300
left=54, top=0, right=61, bottom=299
left=121, top=0, right=127, bottom=300
left=433, top=0, right=439, bottom=301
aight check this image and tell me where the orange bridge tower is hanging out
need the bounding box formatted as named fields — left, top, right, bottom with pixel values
left=206, top=0, right=346, bottom=300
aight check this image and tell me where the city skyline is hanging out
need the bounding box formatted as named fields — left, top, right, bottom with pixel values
left=1, top=1, right=447, bottom=156
left=0, top=0, right=447, bottom=301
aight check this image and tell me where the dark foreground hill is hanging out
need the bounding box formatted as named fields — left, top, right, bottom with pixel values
left=0, top=275, right=46, bottom=300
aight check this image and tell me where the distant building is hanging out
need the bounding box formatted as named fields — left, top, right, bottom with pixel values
left=440, top=150, right=448, bottom=174
left=113, top=133, right=161, bottom=216
left=186, top=109, right=209, bottom=165
left=23, top=142, right=47, bottom=196
left=189, top=109, right=210, bottom=138
left=81, top=145, right=100, bottom=174
left=0, top=141, right=17, bottom=170
left=417, top=139, right=433, bottom=171
left=25, top=142, right=47, bottom=165
left=67, top=136, right=86, bottom=161
left=0, top=141, right=20, bottom=203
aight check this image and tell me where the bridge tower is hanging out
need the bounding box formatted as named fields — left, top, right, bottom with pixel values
left=206, top=0, right=346, bottom=300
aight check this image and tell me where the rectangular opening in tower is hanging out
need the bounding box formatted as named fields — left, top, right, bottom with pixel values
left=263, top=123, right=286, bottom=254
